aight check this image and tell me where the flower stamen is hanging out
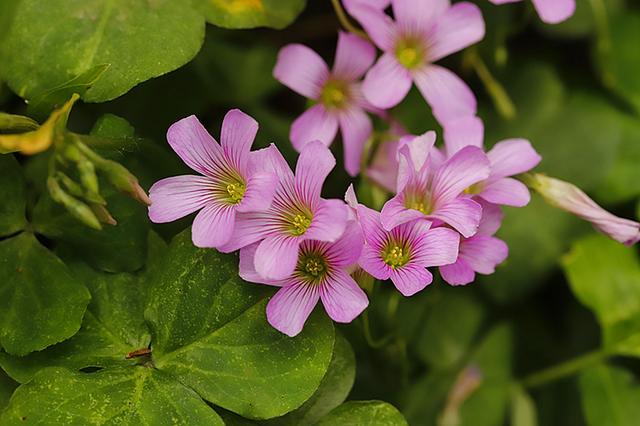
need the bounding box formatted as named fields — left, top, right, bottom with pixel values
left=382, top=242, right=411, bottom=268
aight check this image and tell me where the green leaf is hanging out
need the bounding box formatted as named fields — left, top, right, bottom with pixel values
left=400, top=370, right=457, bottom=426
left=196, top=0, right=306, bottom=29
left=32, top=188, right=149, bottom=273
left=415, top=290, right=486, bottom=370
left=561, top=234, right=640, bottom=356
left=146, top=229, right=335, bottom=419
left=26, top=64, right=110, bottom=120
left=459, top=324, right=513, bottom=426
left=0, top=369, right=17, bottom=411
left=0, top=232, right=90, bottom=356
left=1, top=367, right=223, bottom=425
left=316, top=401, right=408, bottom=426
left=0, top=0, right=205, bottom=102
left=579, top=364, right=640, bottom=426
left=597, top=11, right=640, bottom=114
left=0, top=154, right=26, bottom=237
left=510, top=385, right=538, bottom=426
left=0, top=260, right=152, bottom=383
left=265, top=332, right=356, bottom=425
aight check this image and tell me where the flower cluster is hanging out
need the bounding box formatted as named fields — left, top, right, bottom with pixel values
left=147, top=0, right=640, bottom=338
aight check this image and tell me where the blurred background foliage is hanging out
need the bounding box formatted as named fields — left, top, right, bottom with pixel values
left=0, top=0, right=639, bottom=425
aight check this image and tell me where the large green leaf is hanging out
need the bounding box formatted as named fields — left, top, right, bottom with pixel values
left=265, top=332, right=356, bottom=425
left=146, top=229, right=335, bottom=419
left=510, top=385, right=538, bottom=426
left=0, top=260, right=153, bottom=383
left=579, top=364, right=640, bottom=426
left=0, top=155, right=26, bottom=237
left=0, top=367, right=223, bottom=425
left=316, top=401, right=408, bottom=426
left=0, top=370, right=17, bottom=411
left=562, top=234, right=640, bottom=356
left=196, top=0, right=306, bottom=29
left=0, top=0, right=205, bottom=102
left=597, top=11, right=640, bottom=114
left=0, top=232, right=90, bottom=356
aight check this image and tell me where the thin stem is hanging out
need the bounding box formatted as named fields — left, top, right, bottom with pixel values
left=589, top=0, right=613, bottom=85
left=520, top=348, right=610, bottom=389
left=466, top=49, right=517, bottom=120
left=361, top=310, right=393, bottom=349
left=330, top=0, right=370, bottom=40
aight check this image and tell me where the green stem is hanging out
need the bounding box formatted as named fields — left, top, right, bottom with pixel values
left=520, top=348, right=610, bottom=389
left=466, top=49, right=516, bottom=120
left=588, top=0, right=613, bottom=85
left=361, top=310, right=392, bottom=349
left=330, top=0, right=370, bottom=40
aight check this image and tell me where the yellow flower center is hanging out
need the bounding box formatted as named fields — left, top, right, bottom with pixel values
left=382, top=243, right=411, bottom=268
left=226, top=182, right=245, bottom=204
left=395, top=38, right=425, bottom=70
left=404, top=191, right=432, bottom=215
left=297, top=252, right=328, bottom=283
left=290, top=213, right=312, bottom=236
left=464, top=182, right=485, bottom=195
left=321, top=80, right=349, bottom=109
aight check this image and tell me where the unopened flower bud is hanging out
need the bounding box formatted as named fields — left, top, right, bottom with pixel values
left=90, top=204, right=117, bottom=226
left=47, top=177, right=102, bottom=230
left=525, top=173, right=640, bottom=246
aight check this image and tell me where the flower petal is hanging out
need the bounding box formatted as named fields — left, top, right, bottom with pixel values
left=531, top=0, right=576, bottom=24
left=305, top=198, right=349, bottom=243
left=148, top=175, right=212, bottom=223
left=443, top=115, right=484, bottom=157
left=413, top=226, right=460, bottom=267
left=273, top=44, right=329, bottom=99
left=480, top=177, right=531, bottom=207
left=191, top=202, right=236, bottom=248
left=167, top=115, right=224, bottom=176
left=326, top=221, right=364, bottom=267
left=367, top=140, right=400, bottom=193
left=239, top=243, right=283, bottom=286
left=339, top=106, right=373, bottom=177
left=220, top=109, right=258, bottom=173
left=476, top=198, right=503, bottom=236
left=250, top=144, right=294, bottom=184
left=359, top=244, right=391, bottom=280
left=397, top=131, right=437, bottom=173
left=487, top=138, right=542, bottom=179
left=320, top=270, right=369, bottom=323
left=461, top=235, right=509, bottom=274
left=440, top=258, right=475, bottom=286
left=333, top=31, right=376, bottom=80
left=295, top=141, right=336, bottom=207
left=390, top=264, right=433, bottom=296
left=267, top=282, right=320, bottom=337
left=414, top=64, right=477, bottom=124
left=349, top=4, right=397, bottom=50
left=290, top=105, right=339, bottom=152
left=362, top=53, right=413, bottom=109
left=236, top=171, right=279, bottom=213
left=358, top=205, right=388, bottom=248
left=392, top=0, right=449, bottom=36
left=255, top=235, right=301, bottom=281
left=431, top=146, right=490, bottom=206
left=217, top=211, right=271, bottom=253
left=380, top=194, right=426, bottom=231
left=428, top=2, right=485, bottom=62
left=429, top=197, right=482, bottom=238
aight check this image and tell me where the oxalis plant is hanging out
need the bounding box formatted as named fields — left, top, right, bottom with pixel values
left=0, top=0, right=639, bottom=424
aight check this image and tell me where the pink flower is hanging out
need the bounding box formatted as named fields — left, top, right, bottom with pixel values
left=440, top=199, right=509, bottom=285
left=342, top=0, right=390, bottom=14
left=526, top=174, right=640, bottom=246
left=273, top=32, right=379, bottom=176
left=380, top=131, right=491, bottom=238
left=349, top=0, right=485, bottom=123
left=239, top=222, right=368, bottom=337
left=489, top=0, right=576, bottom=24
left=219, top=141, right=349, bottom=280
left=148, top=110, right=278, bottom=249
left=443, top=116, right=541, bottom=207
left=353, top=198, right=460, bottom=296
